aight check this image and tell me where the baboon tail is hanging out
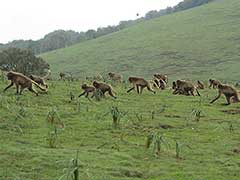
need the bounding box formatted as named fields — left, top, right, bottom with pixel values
left=196, top=88, right=201, bottom=96
left=31, top=80, right=47, bottom=92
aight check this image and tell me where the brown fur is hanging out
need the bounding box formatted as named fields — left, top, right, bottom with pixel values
left=93, top=81, right=116, bottom=98
left=108, top=72, right=123, bottom=82
left=210, top=84, right=240, bottom=105
left=29, top=75, right=48, bottom=88
left=153, top=73, right=168, bottom=83
left=197, top=80, right=204, bottom=89
left=59, top=72, right=66, bottom=80
left=79, top=84, right=95, bottom=98
left=4, top=71, right=47, bottom=96
left=127, top=76, right=155, bottom=94
left=209, top=79, right=221, bottom=89
left=173, top=80, right=200, bottom=96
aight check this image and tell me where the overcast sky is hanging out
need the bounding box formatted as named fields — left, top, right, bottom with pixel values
left=0, top=0, right=182, bottom=44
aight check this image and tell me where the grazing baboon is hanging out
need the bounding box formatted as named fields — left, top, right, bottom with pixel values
left=29, top=75, right=48, bottom=88
left=59, top=72, right=66, bottom=80
left=78, top=84, right=95, bottom=98
left=209, top=79, right=220, bottom=89
left=173, top=80, right=200, bottom=96
left=127, top=76, right=155, bottom=94
left=210, top=84, right=240, bottom=105
left=3, top=71, right=47, bottom=96
left=108, top=72, right=123, bottom=82
left=153, top=73, right=168, bottom=83
left=93, top=81, right=116, bottom=98
left=197, top=80, right=204, bottom=89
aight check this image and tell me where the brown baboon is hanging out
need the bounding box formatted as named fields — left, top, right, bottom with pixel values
left=3, top=71, right=47, bottom=96
left=209, top=79, right=220, bottom=89
left=173, top=80, right=200, bottom=96
left=78, top=84, right=95, bottom=98
left=127, top=76, right=155, bottom=94
left=29, top=75, right=48, bottom=88
left=197, top=80, right=204, bottom=89
left=93, top=81, right=116, bottom=98
left=59, top=72, right=66, bottom=80
left=153, top=73, right=168, bottom=83
left=210, top=84, right=240, bottom=105
left=108, top=72, right=123, bottom=82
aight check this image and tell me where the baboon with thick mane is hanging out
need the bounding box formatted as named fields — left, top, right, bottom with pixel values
left=127, top=76, right=155, bottom=94
left=197, top=80, right=204, bottom=89
left=29, top=74, right=48, bottom=88
left=209, top=79, right=221, bottom=89
left=78, top=84, right=95, bottom=98
left=210, top=84, right=240, bottom=105
left=173, top=80, right=200, bottom=96
left=93, top=81, right=116, bottom=98
left=108, top=72, right=123, bottom=82
left=3, top=71, right=47, bottom=96
left=153, top=73, right=168, bottom=83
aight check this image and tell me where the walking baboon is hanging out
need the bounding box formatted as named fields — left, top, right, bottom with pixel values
left=78, top=84, right=95, bottom=98
left=173, top=80, right=200, bottom=96
left=29, top=75, right=48, bottom=88
left=3, top=71, right=47, bottom=96
left=209, top=79, right=220, bottom=89
left=127, top=76, right=155, bottom=94
left=108, top=72, right=123, bottom=82
left=197, top=80, right=204, bottom=89
left=93, top=81, right=116, bottom=98
left=153, top=74, right=168, bottom=83
left=210, top=84, right=240, bottom=105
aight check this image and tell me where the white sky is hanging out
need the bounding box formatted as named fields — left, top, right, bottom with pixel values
left=0, top=0, right=182, bottom=44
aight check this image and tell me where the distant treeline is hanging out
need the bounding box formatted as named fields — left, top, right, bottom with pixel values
left=0, top=0, right=212, bottom=54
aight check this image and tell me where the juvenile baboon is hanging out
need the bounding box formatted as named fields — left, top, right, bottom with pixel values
left=93, top=81, right=116, bottom=98
left=59, top=72, right=66, bottom=80
left=197, top=80, right=204, bottom=89
left=153, top=73, right=168, bottom=83
left=173, top=80, right=200, bottom=96
left=29, top=75, right=48, bottom=88
left=210, top=84, right=240, bottom=105
left=78, top=84, right=95, bottom=98
left=209, top=79, right=220, bottom=89
left=108, top=72, right=123, bottom=82
left=127, top=76, right=155, bottom=94
left=3, top=71, right=47, bottom=96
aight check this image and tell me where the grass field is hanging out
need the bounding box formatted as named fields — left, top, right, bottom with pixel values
left=1, top=79, right=240, bottom=180
left=41, top=0, right=240, bottom=82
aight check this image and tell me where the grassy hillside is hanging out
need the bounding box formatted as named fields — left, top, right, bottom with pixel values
left=1, top=79, right=240, bottom=179
left=41, top=0, right=240, bottom=82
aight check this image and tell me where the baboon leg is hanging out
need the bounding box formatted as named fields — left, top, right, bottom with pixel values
left=127, top=87, right=135, bottom=93
left=28, top=86, right=38, bottom=96
left=139, top=86, right=144, bottom=94
left=210, top=92, right=221, bottom=104
left=225, top=95, right=231, bottom=105
left=4, top=82, right=14, bottom=92
left=78, top=91, right=86, bottom=97
left=85, top=92, right=89, bottom=98
left=147, top=85, right=155, bottom=94
left=15, top=84, right=20, bottom=94
left=190, top=90, right=195, bottom=96
left=196, top=89, right=201, bottom=96
left=108, top=90, right=117, bottom=99
left=19, top=86, right=25, bottom=95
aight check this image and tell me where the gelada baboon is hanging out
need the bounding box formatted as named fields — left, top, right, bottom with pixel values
left=172, top=81, right=188, bottom=95
left=127, top=76, right=155, bottom=94
left=153, top=73, right=168, bottom=83
left=93, top=81, right=116, bottom=98
left=197, top=80, right=204, bottom=89
left=78, top=84, right=95, bottom=98
left=173, top=80, right=200, bottom=96
left=159, top=79, right=167, bottom=90
left=209, top=79, right=220, bottom=89
left=108, top=72, right=123, bottom=82
left=59, top=72, right=66, bottom=80
left=4, top=71, right=47, bottom=96
left=29, top=74, right=48, bottom=88
left=210, top=84, right=240, bottom=105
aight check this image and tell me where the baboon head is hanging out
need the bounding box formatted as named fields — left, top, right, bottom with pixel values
left=93, top=81, right=99, bottom=88
left=81, top=84, right=88, bottom=89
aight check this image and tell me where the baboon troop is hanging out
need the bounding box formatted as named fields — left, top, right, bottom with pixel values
left=3, top=71, right=47, bottom=96
left=210, top=84, right=240, bottom=105
left=78, top=84, right=95, bottom=98
left=127, top=76, right=155, bottom=94
left=108, top=72, right=123, bottom=82
left=92, top=81, right=117, bottom=98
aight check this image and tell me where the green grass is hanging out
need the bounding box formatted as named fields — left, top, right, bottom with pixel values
left=1, top=79, right=240, bottom=180
left=41, top=0, right=240, bottom=82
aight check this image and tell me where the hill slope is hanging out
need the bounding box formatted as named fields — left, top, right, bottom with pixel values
left=41, top=0, right=240, bottom=81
